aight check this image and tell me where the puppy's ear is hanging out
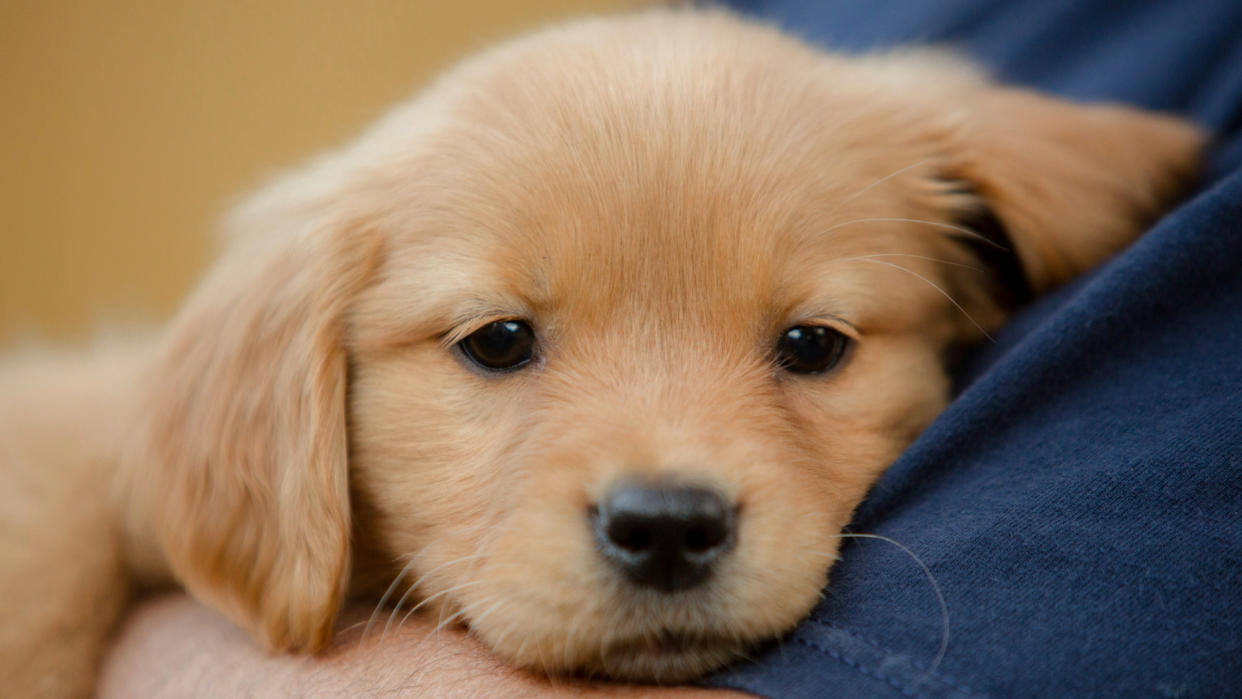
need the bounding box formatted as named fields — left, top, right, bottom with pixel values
left=129, top=198, right=379, bottom=652
left=945, top=88, right=1205, bottom=295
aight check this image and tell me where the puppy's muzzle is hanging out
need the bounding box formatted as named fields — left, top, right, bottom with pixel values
left=591, top=483, right=736, bottom=592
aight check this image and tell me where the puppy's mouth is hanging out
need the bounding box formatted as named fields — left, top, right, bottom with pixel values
left=594, top=628, right=746, bottom=681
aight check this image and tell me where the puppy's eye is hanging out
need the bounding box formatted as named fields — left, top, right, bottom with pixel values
left=776, top=325, right=850, bottom=375
left=459, top=320, right=536, bottom=371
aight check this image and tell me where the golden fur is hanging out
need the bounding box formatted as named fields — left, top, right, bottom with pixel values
left=0, top=9, right=1202, bottom=695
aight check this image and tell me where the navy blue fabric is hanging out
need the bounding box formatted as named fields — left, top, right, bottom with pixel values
left=704, top=2, right=1242, bottom=697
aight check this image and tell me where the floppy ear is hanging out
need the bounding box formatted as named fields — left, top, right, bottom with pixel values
left=129, top=201, right=380, bottom=652
left=943, top=87, right=1204, bottom=296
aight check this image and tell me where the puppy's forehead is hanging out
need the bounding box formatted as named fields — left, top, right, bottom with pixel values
left=363, top=14, right=954, bottom=339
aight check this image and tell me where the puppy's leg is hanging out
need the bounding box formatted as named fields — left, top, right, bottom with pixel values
left=0, top=358, right=135, bottom=698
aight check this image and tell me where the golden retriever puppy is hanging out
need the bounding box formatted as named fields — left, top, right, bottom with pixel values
left=0, top=8, right=1202, bottom=696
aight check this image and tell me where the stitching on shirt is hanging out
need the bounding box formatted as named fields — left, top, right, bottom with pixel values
left=795, top=636, right=924, bottom=699
left=804, top=617, right=978, bottom=695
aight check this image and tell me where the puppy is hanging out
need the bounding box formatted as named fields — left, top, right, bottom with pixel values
left=0, top=9, right=1202, bottom=696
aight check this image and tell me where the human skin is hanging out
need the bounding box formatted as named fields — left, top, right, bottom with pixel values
left=98, top=594, right=749, bottom=698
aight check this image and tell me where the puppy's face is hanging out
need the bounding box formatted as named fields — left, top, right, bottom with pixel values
left=129, top=11, right=1201, bottom=683
left=346, top=92, right=973, bottom=680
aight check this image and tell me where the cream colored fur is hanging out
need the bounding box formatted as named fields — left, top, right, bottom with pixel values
left=0, top=9, right=1202, bottom=696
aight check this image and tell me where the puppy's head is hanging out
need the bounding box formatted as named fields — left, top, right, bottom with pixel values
left=128, top=11, right=1201, bottom=681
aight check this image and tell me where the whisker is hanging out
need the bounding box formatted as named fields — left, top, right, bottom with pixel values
left=361, top=553, right=423, bottom=646
left=560, top=607, right=593, bottom=671
left=537, top=643, right=554, bottom=680
left=397, top=579, right=487, bottom=630
left=515, top=631, right=535, bottom=666
left=822, top=216, right=1005, bottom=249
left=465, top=598, right=509, bottom=640
left=382, top=552, right=490, bottom=640
left=827, top=158, right=934, bottom=215
left=363, top=522, right=519, bottom=646
left=427, top=594, right=500, bottom=639
left=834, top=532, right=951, bottom=675
left=857, top=258, right=995, bottom=342
left=424, top=522, right=516, bottom=641
left=489, top=618, right=522, bottom=657
left=802, top=549, right=843, bottom=563
left=336, top=618, right=371, bottom=636
left=839, top=253, right=985, bottom=273
left=730, top=645, right=762, bottom=671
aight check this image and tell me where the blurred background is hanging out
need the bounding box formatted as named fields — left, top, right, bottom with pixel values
left=1, top=0, right=636, bottom=345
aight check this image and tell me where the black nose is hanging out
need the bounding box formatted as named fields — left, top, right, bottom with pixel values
left=592, top=483, right=736, bottom=592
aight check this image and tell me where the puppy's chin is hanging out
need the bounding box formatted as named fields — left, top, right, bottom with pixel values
left=462, top=559, right=829, bottom=682
left=490, top=613, right=761, bottom=683
left=590, top=632, right=750, bottom=683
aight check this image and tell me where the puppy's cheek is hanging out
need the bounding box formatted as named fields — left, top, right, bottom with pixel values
left=727, top=470, right=845, bottom=629
left=348, top=351, right=532, bottom=534
left=795, top=336, right=954, bottom=450
left=454, top=495, right=608, bottom=671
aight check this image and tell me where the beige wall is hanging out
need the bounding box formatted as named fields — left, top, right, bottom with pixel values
left=1, top=0, right=634, bottom=344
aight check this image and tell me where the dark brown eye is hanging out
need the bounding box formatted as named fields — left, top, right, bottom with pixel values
left=776, top=325, right=850, bottom=374
left=459, top=320, right=536, bottom=371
